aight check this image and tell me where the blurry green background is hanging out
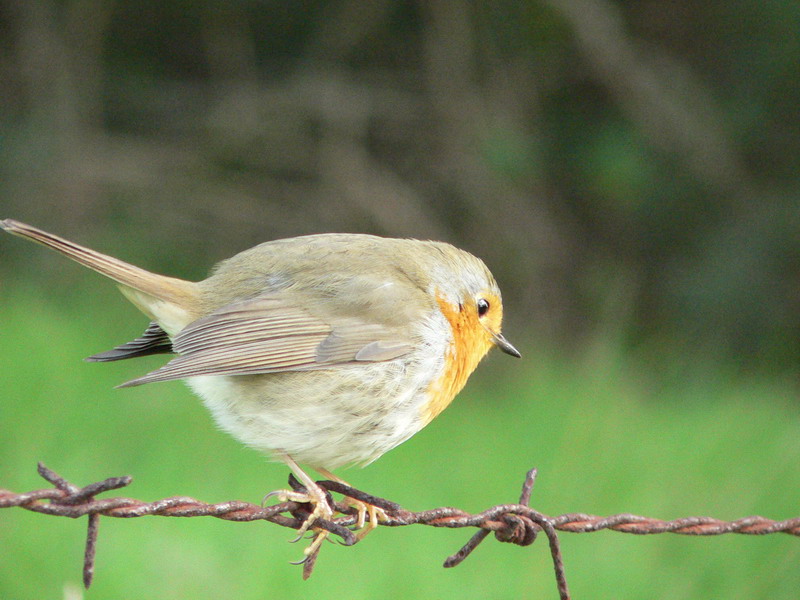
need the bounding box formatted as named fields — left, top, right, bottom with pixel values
left=1, top=1, right=798, bottom=598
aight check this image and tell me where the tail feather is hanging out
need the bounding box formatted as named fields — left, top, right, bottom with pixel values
left=1, top=219, right=200, bottom=332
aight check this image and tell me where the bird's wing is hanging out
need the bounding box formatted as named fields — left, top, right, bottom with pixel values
left=86, top=322, right=173, bottom=362
left=119, top=294, right=413, bottom=386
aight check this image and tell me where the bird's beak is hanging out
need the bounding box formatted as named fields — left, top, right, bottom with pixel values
left=491, top=332, right=521, bottom=358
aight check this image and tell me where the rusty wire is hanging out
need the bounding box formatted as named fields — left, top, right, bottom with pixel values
left=2, top=464, right=799, bottom=600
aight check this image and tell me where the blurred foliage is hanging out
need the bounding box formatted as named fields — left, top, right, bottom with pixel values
left=0, top=0, right=798, bottom=372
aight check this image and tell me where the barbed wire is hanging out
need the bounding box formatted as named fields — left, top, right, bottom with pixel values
left=2, top=464, right=799, bottom=600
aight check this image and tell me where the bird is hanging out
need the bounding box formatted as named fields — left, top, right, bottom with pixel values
left=1, top=218, right=520, bottom=561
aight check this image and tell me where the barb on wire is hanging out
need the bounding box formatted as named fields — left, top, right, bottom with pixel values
left=2, top=465, right=800, bottom=600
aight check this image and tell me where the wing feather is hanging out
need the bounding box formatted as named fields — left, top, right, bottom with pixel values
left=85, top=322, right=173, bottom=362
left=119, top=293, right=413, bottom=387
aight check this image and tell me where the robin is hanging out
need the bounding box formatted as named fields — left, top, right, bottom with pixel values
left=1, top=219, right=520, bottom=560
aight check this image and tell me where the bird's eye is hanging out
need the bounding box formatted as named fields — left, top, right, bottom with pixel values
left=477, top=298, right=490, bottom=317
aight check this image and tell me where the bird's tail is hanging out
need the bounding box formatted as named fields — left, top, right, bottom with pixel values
left=1, top=219, right=199, bottom=332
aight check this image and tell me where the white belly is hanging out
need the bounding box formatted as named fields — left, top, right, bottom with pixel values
left=186, top=359, right=438, bottom=469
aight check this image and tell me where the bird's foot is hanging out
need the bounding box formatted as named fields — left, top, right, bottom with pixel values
left=344, top=496, right=388, bottom=539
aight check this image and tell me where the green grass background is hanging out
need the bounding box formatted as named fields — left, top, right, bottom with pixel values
left=1, top=284, right=798, bottom=599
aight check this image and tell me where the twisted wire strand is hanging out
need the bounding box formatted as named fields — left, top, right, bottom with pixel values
left=2, top=464, right=798, bottom=599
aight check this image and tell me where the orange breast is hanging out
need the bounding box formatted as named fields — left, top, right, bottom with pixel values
left=420, top=294, right=493, bottom=425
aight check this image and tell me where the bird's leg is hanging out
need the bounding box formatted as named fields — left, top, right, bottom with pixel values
left=317, top=468, right=387, bottom=539
left=264, top=454, right=334, bottom=558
